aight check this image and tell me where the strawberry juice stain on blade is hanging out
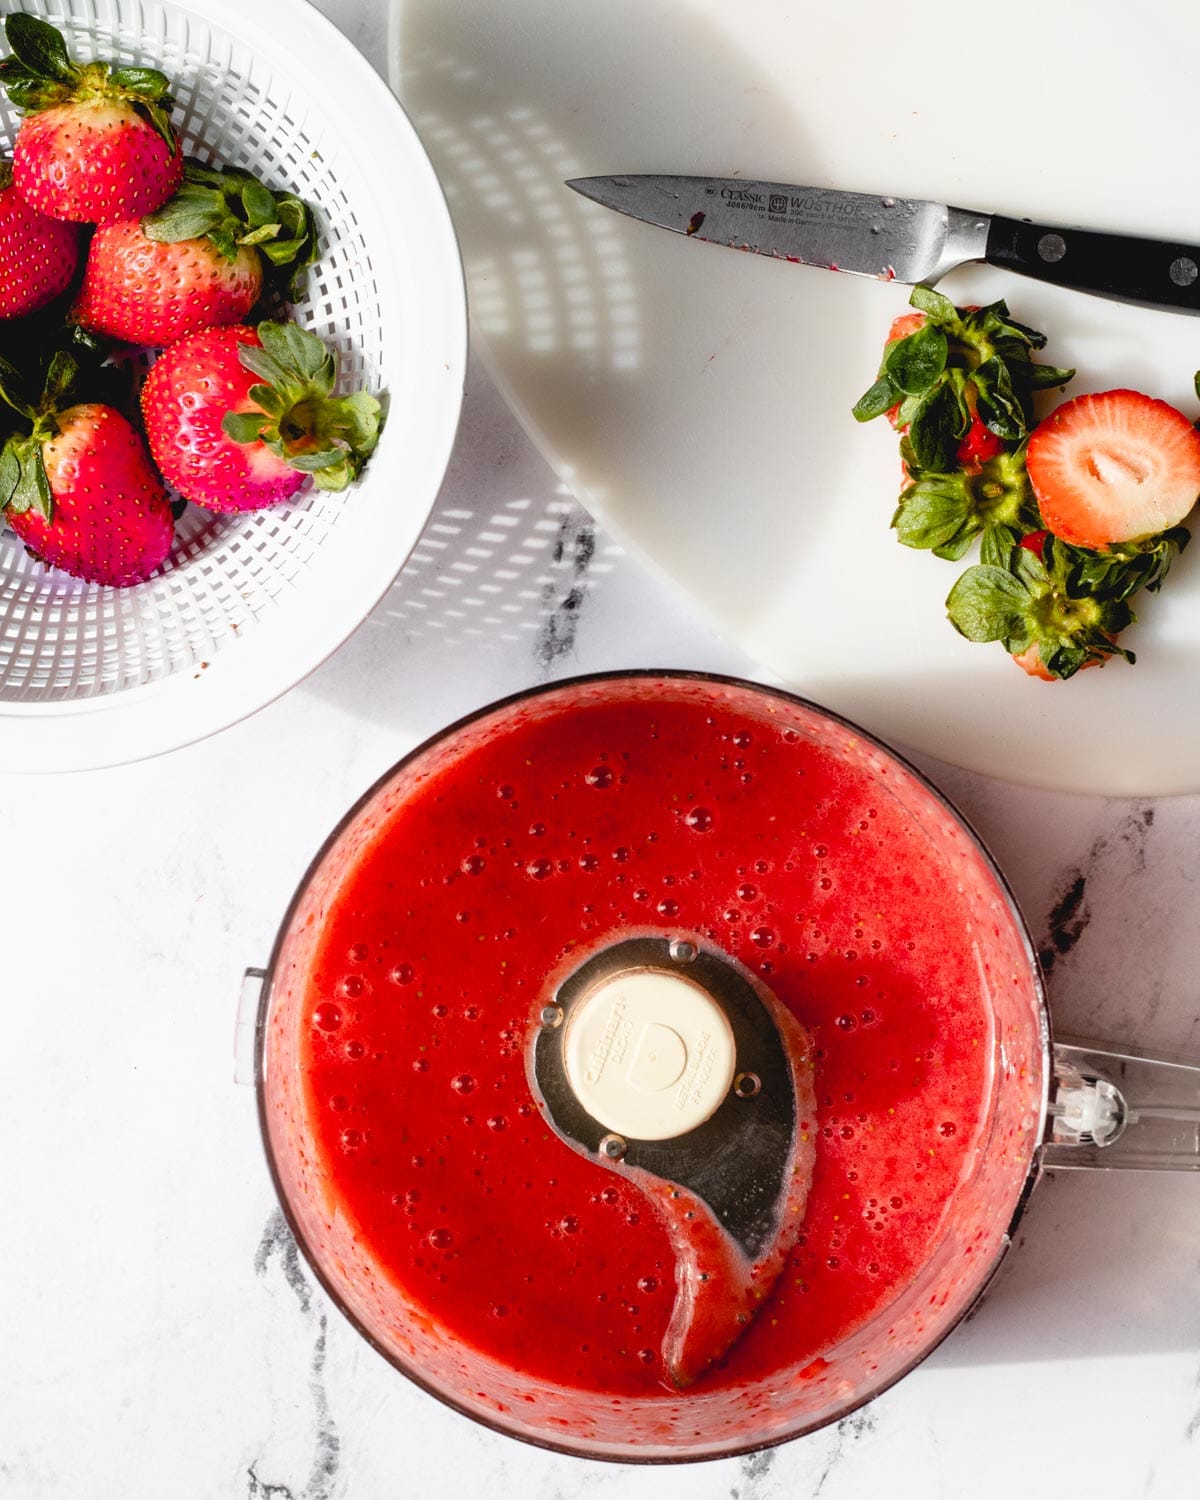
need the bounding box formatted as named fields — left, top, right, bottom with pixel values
left=532, top=935, right=817, bottom=1388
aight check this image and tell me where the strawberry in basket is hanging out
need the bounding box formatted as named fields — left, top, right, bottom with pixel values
left=0, top=350, right=174, bottom=586
left=0, top=157, right=80, bottom=319
left=142, top=321, right=381, bottom=512
left=0, top=13, right=182, bottom=224
left=73, top=161, right=319, bottom=346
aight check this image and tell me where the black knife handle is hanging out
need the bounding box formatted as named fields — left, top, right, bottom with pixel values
left=985, top=215, right=1200, bottom=315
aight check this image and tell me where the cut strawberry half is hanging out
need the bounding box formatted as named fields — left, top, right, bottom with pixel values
left=1026, top=389, right=1200, bottom=548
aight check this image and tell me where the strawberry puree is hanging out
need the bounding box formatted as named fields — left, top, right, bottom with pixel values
left=264, top=676, right=1045, bottom=1455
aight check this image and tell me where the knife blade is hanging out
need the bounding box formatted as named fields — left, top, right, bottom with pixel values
left=565, top=174, right=1200, bottom=316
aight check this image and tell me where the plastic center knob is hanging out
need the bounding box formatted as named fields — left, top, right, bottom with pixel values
left=562, top=968, right=737, bottom=1140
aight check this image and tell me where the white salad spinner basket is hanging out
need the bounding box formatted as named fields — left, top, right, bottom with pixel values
left=0, top=0, right=467, bottom=771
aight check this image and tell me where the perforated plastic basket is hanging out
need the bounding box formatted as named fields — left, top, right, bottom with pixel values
left=0, top=0, right=466, bottom=771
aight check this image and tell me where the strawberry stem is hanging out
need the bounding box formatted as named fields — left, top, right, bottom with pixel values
left=0, top=15, right=178, bottom=151
left=222, top=322, right=381, bottom=492
left=142, top=161, right=319, bottom=298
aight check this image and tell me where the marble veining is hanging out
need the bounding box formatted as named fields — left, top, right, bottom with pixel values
left=250, top=1212, right=341, bottom=1500
left=1038, top=870, right=1090, bottom=977
left=732, top=1448, right=777, bottom=1498
left=535, top=510, right=596, bottom=668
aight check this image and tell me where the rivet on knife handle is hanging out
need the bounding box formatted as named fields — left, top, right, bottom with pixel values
left=985, top=215, right=1200, bottom=314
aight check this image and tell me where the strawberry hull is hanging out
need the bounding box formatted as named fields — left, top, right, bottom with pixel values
left=142, top=326, right=305, bottom=512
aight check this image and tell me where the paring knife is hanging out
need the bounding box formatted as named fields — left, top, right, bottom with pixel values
left=565, top=174, right=1200, bottom=316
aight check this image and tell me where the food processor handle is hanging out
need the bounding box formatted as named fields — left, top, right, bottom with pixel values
left=1045, top=1038, right=1200, bottom=1170
left=234, top=968, right=267, bottom=1086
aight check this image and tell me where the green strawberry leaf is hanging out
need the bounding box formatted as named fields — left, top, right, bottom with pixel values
left=246, top=382, right=286, bottom=417
left=66, top=322, right=108, bottom=364
left=222, top=411, right=269, bottom=445
left=111, top=66, right=172, bottom=101
left=40, top=351, right=76, bottom=412
left=259, top=234, right=303, bottom=260
left=236, top=341, right=293, bottom=391
left=264, top=321, right=330, bottom=384
left=979, top=522, right=1019, bottom=570
left=6, top=441, right=53, bottom=519
left=852, top=373, right=897, bottom=423
left=0, top=61, right=73, bottom=110
left=993, top=311, right=1048, bottom=351
left=141, top=98, right=178, bottom=153
left=3, top=14, right=77, bottom=83
left=908, top=285, right=958, bottom=326
left=1059, top=526, right=1190, bottom=601
left=973, top=356, right=1026, bottom=440
left=1044, top=644, right=1090, bottom=679
left=239, top=222, right=282, bottom=248
left=1027, top=362, right=1076, bottom=391
left=907, top=380, right=962, bottom=472
left=241, top=179, right=278, bottom=228
left=311, top=457, right=357, bottom=493
left=282, top=447, right=346, bottom=473
left=276, top=197, right=309, bottom=234
left=0, top=353, right=36, bottom=421
left=181, top=160, right=231, bottom=189
left=1012, top=541, right=1047, bottom=591
left=329, top=390, right=382, bottom=455
left=0, top=442, right=20, bottom=510
left=143, top=183, right=228, bottom=243
left=208, top=226, right=241, bottom=261
left=946, top=565, right=1031, bottom=643
left=30, top=446, right=52, bottom=519
left=892, top=476, right=971, bottom=552
left=930, top=529, right=978, bottom=562
left=884, top=322, right=948, bottom=396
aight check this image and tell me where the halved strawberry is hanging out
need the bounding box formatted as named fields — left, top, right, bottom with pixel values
left=141, top=322, right=381, bottom=512
left=0, top=353, right=173, bottom=586
left=0, top=15, right=181, bottom=225
left=0, top=157, right=80, bottom=319
left=1026, top=389, right=1200, bottom=548
left=72, top=162, right=318, bottom=347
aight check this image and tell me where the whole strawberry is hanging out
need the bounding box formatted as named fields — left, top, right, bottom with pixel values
left=142, top=322, right=382, bottom=512
left=0, top=157, right=80, bottom=318
left=0, top=14, right=182, bottom=225
left=73, top=161, right=319, bottom=346
left=0, top=352, right=173, bottom=586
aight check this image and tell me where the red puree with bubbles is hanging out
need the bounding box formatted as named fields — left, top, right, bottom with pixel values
left=266, top=677, right=1041, bottom=1449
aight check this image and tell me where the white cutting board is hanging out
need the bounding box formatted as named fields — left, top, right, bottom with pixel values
left=389, top=0, right=1200, bottom=795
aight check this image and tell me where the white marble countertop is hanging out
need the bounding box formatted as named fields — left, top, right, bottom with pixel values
left=4, top=4, right=1200, bottom=1496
